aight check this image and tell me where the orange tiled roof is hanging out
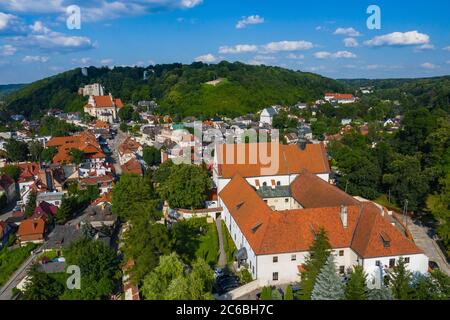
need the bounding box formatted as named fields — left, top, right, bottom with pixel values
left=48, top=131, right=105, bottom=164
left=94, top=120, right=110, bottom=129
left=92, top=192, right=112, bottom=206
left=325, top=93, right=355, bottom=100
left=219, top=174, right=423, bottom=258
left=17, top=218, right=45, bottom=238
left=18, top=163, right=40, bottom=183
left=93, top=96, right=114, bottom=107
left=119, top=137, right=142, bottom=156
left=290, top=170, right=360, bottom=208
left=216, top=143, right=330, bottom=178
left=121, top=159, right=143, bottom=176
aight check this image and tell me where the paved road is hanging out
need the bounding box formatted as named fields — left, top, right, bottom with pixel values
left=108, top=128, right=128, bottom=176
left=216, top=216, right=227, bottom=268
left=0, top=246, right=43, bottom=300
left=406, top=216, right=450, bottom=275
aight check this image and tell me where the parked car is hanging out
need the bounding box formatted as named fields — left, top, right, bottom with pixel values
left=428, top=261, right=440, bottom=271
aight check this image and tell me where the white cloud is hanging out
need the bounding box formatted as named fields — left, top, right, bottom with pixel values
left=443, top=46, right=450, bottom=51
left=194, top=53, right=217, bottom=63
left=334, top=27, right=361, bottom=37
left=263, top=40, right=314, bottom=52
left=219, top=44, right=258, bottom=54
left=236, top=15, right=264, bottom=29
left=365, top=31, right=430, bottom=47
left=22, top=55, right=49, bottom=62
left=8, top=21, right=94, bottom=52
left=100, top=58, right=114, bottom=65
left=314, top=51, right=356, bottom=59
left=0, top=12, right=25, bottom=34
left=0, top=1, right=204, bottom=22
left=287, top=53, right=304, bottom=59
left=0, top=44, right=17, bottom=56
left=416, top=44, right=434, bottom=50
left=365, top=64, right=384, bottom=70
left=421, top=62, right=437, bottom=69
left=343, top=37, right=359, bottom=48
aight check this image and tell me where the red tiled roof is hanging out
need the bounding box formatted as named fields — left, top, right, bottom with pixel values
left=48, top=131, right=105, bottom=164
left=290, top=170, right=360, bottom=208
left=121, top=159, right=143, bottom=176
left=219, top=174, right=423, bottom=258
left=92, top=192, right=112, bottom=206
left=325, top=93, right=355, bottom=100
left=17, top=218, right=45, bottom=239
left=18, top=163, right=40, bottom=183
left=216, top=143, right=330, bottom=178
left=93, top=96, right=114, bottom=107
left=119, top=137, right=142, bottom=156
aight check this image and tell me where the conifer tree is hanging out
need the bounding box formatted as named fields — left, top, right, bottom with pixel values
left=311, top=254, right=345, bottom=300
left=345, top=265, right=367, bottom=300
left=299, top=228, right=332, bottom=300
left=367, top=284, right=393, bottom=300
left=389, top=258, right=413, bottom=300
left=284, top=285, right=294, bottom=300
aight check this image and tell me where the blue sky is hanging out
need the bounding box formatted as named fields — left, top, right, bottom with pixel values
left=0, top=0, right=450, bottom=84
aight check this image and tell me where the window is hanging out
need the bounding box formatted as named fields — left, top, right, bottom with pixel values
left=285, top=198, right=289, bottom=203
left=273, top=256, right=278, bottom=263
left=339, top=266, right=345, bottom=274
left=291, top=254, right=297, bottom=261
left=263, top=182, right=267, bottom=187
left=272, top=272, right=279, bottom=281
left=277, top=181, right=281, bottom=186
left=339, top=250, right=344, bottom=257
left=375, top=260, right=381, bottom=267
left=252, top=266, right=255, bottom=274
left=404, top=257, right=410, bottom=264
left=389, top=258, right=396, bottom=268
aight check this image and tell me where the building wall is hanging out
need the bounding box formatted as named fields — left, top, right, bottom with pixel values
left=264, top=197, right=302, bottom=211
left=362, top=253, right=429, bottom=275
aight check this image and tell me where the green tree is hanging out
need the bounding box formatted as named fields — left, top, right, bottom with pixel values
left=153, top=160, right=174, bottom=184
left=345, top=265, right=367, bottom=300
left=4, top=139, right=29, bottom=162
left=284, top=285, right=294, bottom=300
left=122, top=216, right=171, bottom=284
left=40, top=147, right=58, bottom=163
left=112, top=174, right=160, bottom=221
left=22, top=267, right=64, bottom=300
left=0, top=164, right=21, bottom=181
left=28, top=140, right=43, bottom=162
left=62, top=238, right=120, bottom=300
left=427, top=172, right=450, bottom=250
left=24, top=191, right=37, bottom=217
left=388, top=258, right=413, bottom=300
left=311, top=254, right=345, bottom=300
left=158, top=164, right=211, bottom=209
left=260, top=286, right=273, bottom=300
left=299, top=228, right=332, bottom=300
left=69, top=148, right=85, bottom=165
left=367, top=284, right=393, bottom=300
left=143, top=146, right=161, bottom=167
left=118, top=105, right=134, bottom=122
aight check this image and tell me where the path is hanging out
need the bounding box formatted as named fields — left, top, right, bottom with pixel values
left=0, top=246, right=42, bottom=300
left=216, top=216, right=227, bottom=268
left=406, top=215, right=450, bottom=275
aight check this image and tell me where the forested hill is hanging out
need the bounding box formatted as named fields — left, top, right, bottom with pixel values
left=2, top=61, right=346, bottom=120
left=0, top=84, right=26, bottom=100
left=341, top=76, right=450, bottom=112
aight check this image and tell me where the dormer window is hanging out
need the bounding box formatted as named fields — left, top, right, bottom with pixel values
left=380, top=231, right=391, bottom=248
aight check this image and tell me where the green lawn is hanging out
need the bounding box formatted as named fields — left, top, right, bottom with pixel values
left=195, top=222, right=219, bottom=267
left=173, top=218, right=220, bottom=267
left=0, top=243, right=37, bottom=287
left=221, top=221, right=237, bottom=265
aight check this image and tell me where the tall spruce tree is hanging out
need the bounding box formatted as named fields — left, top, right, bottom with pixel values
left=300, top=228, right=332, bottom=300
left=389, top=258, right=413, bottom=300
left=345, top=265, right=368, bottom=300
left=367, top=285, right=393, bottom=300
left=311, top=254, right=345, bottom=300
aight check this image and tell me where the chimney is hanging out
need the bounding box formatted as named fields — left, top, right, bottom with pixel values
left=340, top=205, right=348, bottom=228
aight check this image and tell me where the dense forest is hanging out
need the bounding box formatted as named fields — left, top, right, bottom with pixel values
left=1, top=61, right=345, bottom=120
left=0, top=84, right=25, bottom=100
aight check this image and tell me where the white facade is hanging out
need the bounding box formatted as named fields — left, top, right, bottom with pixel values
left=81, top=83, right=105, bottom=97
left=259, top=107, right=278, bottom=126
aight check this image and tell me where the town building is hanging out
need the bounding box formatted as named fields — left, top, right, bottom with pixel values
left=324, top=93, right=356, bottom=104
left=259, top=107, right=278, bottom=127
left=83, top=94, right=124, bottom=123
left=79, top=83, right=105, bottom=97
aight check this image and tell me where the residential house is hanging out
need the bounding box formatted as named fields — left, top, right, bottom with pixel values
left=121, top=159, right=143, bottom=176
left=118, top=137, right=143, bottom=165
left=36, top=192, right=64, bottom=207
left=324, top=93, right=356, bottom=104
left=17, top=218, right=46, bottom=245
left=259, top=107, right=278, bottom=126
left=32, top=201, right=58, bottom=222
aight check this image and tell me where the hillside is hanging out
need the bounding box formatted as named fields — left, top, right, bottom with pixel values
left=0, top=84, right=26, bottom=100
left=341, top=76, right=450, bottom=112
left=2, top=61, right=346, bottom=120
